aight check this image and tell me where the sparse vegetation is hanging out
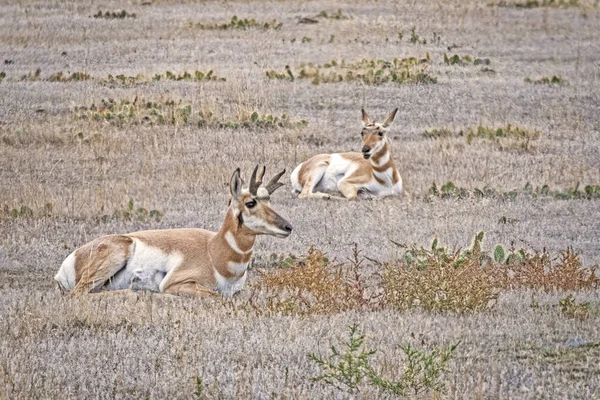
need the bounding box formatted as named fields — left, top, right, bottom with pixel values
left=444, top=53, right=491, bottom=66
left=47, top=71, right=91, bottom=82
left=525, top=75, right=564, bottom=84
left=0, top=71, right=5, bottom=82
left=308, top=324, right=458, bottom=396
left=267, top=56, right=436, bottom=85
left=102, top=200, right=163, bottom=222
left=424, top=124, right=540, bottom=150
left=74, top=97, right=307, bottom=128
left=106, top=70, right=226, bottom=84
left=192, top=15, right=283, bottom=30
left=493, top=0, right=579, bottom=8
left=316, top=9, right=349, bottom=20
left=1, top=202, right=53, bottom=220
left=93, top=10, right=136, bottom=19
left=427, top=182, right=600, bottom=201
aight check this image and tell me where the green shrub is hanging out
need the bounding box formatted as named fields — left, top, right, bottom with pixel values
left=308, top=324, right=459, bottom=396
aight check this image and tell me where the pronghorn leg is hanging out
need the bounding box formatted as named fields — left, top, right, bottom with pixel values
left=71, top=235, right=134, bottom=294
left=298, top=168, right=335, bottom=200
left=162, top=281, right=217, bottom=297
left=337, top=180, right=359, bottom=199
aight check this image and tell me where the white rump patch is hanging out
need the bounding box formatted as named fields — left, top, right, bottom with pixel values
left=55, top=251, right=77, bottom=291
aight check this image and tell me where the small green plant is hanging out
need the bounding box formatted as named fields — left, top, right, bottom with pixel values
left=308, top=324, right=459, bottom=396
left=559, top=294, right=590, bottom=320
left=103, top=200, right=163, bottom=222
left=524, top=75, right=564, bottom=84
left=193, top=16, right=283, bottom=30
left=409, top=27, right=426, bottom=44
left=371, top=343, right=459, bottom=396
left=194, top=376, right=204, bottom=399
left=20, top=68, right=42, bottom=81
left=93, top=10, right=136, bottom=19
left=0, top=72, right=5, bottom=82
left=308, top=324, right=375, bottom=393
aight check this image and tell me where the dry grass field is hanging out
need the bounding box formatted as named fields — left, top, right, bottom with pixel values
left=1, top=0, right=600, bottom=398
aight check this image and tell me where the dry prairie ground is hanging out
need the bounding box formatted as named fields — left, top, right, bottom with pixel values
left=1, top=0, right=600, bottom=398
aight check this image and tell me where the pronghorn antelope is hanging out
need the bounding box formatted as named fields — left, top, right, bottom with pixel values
left=54, top=166, right=292, bottom=297
left=290, top=108, right=402, bottom=199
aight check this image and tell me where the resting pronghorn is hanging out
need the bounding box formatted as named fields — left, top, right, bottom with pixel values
left=290, top=108, right=402, bottom=199
left=54, top=166, right=292, bottom=296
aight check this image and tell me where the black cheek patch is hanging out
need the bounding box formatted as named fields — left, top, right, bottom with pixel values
left=237, top=212, right=244, bottom=227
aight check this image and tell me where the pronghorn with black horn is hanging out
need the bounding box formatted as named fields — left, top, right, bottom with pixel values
left=290, top=108, right=402, bottom=199
left=54, top=166, right=292, bottom=296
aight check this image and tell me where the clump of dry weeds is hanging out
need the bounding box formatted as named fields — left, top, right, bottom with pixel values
left=250, top=246, right=369, bottom=315
left=384, top=235, right=500, bottom=312
left=250, top=234, right=598, bottom=316
left=493, top=248, right=600, bottom=292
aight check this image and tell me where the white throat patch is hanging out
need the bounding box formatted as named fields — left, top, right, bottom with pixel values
left=225, top=231, right=253, bottom=255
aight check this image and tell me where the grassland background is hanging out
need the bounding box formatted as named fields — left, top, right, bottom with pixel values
left=0, top=0, right=599, bottom=398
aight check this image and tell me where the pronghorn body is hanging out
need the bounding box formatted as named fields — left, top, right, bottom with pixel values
left=291, top=109, right=402, bottom=200
left=55, top=166, right=292, bottom=296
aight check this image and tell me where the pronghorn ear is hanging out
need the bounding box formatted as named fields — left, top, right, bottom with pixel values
left=229, top=168, right=242, bottom=199
left=361, top=109, right=371, bottom=126
left=382, top=108, right=398, bottom=128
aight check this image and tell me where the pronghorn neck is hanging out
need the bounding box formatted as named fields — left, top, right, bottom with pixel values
left=369, top=141, right=394, bottom=169
left=208, top=206, right=256, bottom=279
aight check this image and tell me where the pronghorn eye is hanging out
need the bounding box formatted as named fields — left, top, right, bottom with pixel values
left=378, top=131, right=384, bottom=136
left=245, top=200, right=257, bottom=209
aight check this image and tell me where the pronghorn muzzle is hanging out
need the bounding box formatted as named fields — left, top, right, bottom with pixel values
left=276, top=215, right=293, bottom=238
left=362, top=146, right=371, bottom=159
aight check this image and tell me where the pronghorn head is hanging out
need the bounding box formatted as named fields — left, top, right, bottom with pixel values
left=229, top=166, right=293, bottom=238
left=360, top=108, right=398, bottom=159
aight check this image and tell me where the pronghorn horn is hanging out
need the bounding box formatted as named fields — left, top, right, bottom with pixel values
left=265, top=169, right=286, bottom=194
left=249, top=165, right=265, bottom=196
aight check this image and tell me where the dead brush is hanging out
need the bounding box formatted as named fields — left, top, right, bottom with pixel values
left=250, top=246, right=369, bottom=315
left=492, top=248, right=600, bottom=292
left=384, top=235, right=500, bottom=312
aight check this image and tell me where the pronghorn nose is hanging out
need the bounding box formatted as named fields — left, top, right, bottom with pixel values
left=362, top=146, right=371, bottom=153
left=283, top=224, right=293, bottom=233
